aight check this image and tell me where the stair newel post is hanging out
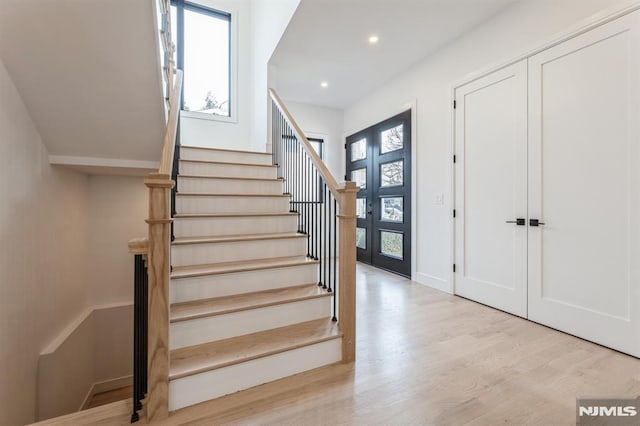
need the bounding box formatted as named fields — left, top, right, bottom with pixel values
left=144, top=173, right=174, bottom=421
left=337, top=181, right=358, bottom=363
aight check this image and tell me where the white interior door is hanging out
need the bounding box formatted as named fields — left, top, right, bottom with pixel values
left=528, top=11, right=640, bottom=356
left=454, top=60, right=528, bottom=318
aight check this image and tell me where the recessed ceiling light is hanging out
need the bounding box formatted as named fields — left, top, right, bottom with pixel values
left=368, top=35, right=379, bottom=44
left=320, top=81, right=329, bottom=88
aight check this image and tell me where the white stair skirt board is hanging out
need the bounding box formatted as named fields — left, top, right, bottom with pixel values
left=176, top=195, right=290, bottom=215
left=171, top=236, right=307, bottom=267
left=170, top=297, right=331, bottom=349
left=179, top=161, right=277, bottom=179
left=180, top=147, right=272, bottom=165
left=173, top=215, right=298, bottom=238
left=170, top=263, right=319, bottom=303
left=168, top=338, right=342, bottom=411
left=177, top=176, right=283, bottom=195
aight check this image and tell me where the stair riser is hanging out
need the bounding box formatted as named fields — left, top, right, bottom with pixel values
left=174, top=216, right=298, bottom=237
left=178, top=177, right=283, bottom=195
left=176, top=196, right=290, bottom=214
left=179, top=162, right=277, bottom=179
left=169, top=338, right=341, bottom=411
left=181, top=147, right=272, bottom=165
left=170, top=264, right=319, bottom=303
left=172, top=238, right=307, bottom=267
left=170, top=297, right=332, bottom=349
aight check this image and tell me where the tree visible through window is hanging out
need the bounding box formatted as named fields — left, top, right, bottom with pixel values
left=171, top=1, right=231, bottom=117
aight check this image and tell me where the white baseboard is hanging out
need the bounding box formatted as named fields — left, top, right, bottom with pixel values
left=416, top=272, right=452, bottom=294
left=79, top=375, right=133, bottom=411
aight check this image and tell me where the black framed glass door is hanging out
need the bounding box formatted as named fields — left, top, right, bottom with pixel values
left=346, top=110, right=411, bottom=277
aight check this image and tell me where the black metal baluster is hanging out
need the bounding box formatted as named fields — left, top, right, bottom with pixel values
left=305, top=154, right=311, bottom=257
left=333, top=197, right=338, bottom=321
left=323, top=185, right=328, bottom=290
left=327, top=191, right=333, bottom=293
left=318, top=180, right=324, bottom=287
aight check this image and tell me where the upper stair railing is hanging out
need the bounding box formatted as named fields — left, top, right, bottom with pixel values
left=127, top=0, right=182, bottom=422
left=269, top=89, right=358, bottom=363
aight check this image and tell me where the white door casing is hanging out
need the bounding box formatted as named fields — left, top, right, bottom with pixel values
left=454, top=60, right=528, bottom=318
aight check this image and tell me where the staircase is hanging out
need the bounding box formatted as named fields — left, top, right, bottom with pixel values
left=166, top=146, right=342, bottom=411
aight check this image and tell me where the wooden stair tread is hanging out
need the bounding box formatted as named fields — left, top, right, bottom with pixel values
left=170, top=284, right=329, bottom=322
left=176, top=193, right=290, bottom=198
left=179, top=159, right=277, bottom=168
left=181, top=145, right=272, bottom=156
left=174, top=212, right=297, bottom=218
left=169, top=319, right=341, bottom=380
left=178, top=175, right=284, bottom=182
left=171, top=256, right=319, bottom=279
left=173, top=233, right=307, bottom=245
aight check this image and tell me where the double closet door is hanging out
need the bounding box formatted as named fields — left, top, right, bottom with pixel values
left=454, top=11, right=640, bottom=357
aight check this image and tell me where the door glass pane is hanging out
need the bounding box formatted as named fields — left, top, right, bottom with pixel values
left=183, top=8, right=230, bottom=116
left=380, top=160, right=403, bottom=187
left=356, top=228, right=366, bottom=249
left=381, top=197, right=403, bottom=222
left=351, top=168, right=366, bottom=189
left=380, top=231, right=403, bottom=259
left=351, top=138, right=367, bottom=161
left=380, top=124, right=403, bottom=154
left=356, top=198, right=367, bottom=219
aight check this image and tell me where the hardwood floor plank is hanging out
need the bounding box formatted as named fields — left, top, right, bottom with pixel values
left=31, top=263, right=640, bottom=425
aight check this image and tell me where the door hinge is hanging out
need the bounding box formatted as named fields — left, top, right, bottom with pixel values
left=344, top=143, right=347, bottom=149
left=453, top=264, right=456, bottom=273
left=453, top=155, right=456, bottom=163
left=453, top=100, right=457, bottom=109
left=453, top=209, right=456, bottom=218
left=345, top=175, right=348, bottom=181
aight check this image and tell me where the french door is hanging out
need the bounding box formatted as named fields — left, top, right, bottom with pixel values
left=454, top=10, right=640, bottom=356
left=346, top=110, right=411, bottom=277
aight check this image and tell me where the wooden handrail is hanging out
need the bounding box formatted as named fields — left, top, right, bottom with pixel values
left=269, top=89, right=341, bottom=198
left=159, top=69, right=183, bottom=176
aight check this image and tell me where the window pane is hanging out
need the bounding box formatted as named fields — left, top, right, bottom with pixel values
left=381, top=160, right=403, bottom=187
left=184, top=9, right=230, bottom=116
left=381, top=124, right=403, bottom=154
left=381, top=197, right=403, bottom=222
left=351, top=168, right=366, bottom=189
left=351, top=138, right=367, bottom=161
left=356, top=228, right=366, bottom=249
left=356, top=198, right=366, bottom=219
left=380, top=231, right=403, bottom=259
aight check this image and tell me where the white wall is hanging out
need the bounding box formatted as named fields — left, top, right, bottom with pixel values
left=87, top=175, right=148, bottom=306
left=179, top=0, right=254, bottom=150
left=343, top=0, right=633, bottom=291
left=0, top=58, right=89, bottom=426
left=180, top=0, right=299, bottom=152
left=284, top=101, right=345, bottom=181
left=250, top=0, right=300, bottom=151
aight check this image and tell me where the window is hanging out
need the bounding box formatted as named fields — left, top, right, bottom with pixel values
left=171, top=1, right=232, bottom=118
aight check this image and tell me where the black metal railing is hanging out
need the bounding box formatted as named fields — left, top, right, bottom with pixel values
left=272, top=101, right=339, bottom=321
left=170, top=114, right=181, bottom=242
left=131, top=254, right=148, bottom=423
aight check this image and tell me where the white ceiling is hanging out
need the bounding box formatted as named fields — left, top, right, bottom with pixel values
left=0, top=0, right=165, bottom=163
left=270, top=0, right=521, bottom=109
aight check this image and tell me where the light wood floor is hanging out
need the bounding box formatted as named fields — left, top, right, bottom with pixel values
left=34, top=263, right=640, bottom=425
left=85, top=386, right=132, bottom=410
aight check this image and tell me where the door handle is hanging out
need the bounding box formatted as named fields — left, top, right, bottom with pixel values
left=506, top=218, right=526, bottom=226
left=529, top=219, right=546, bottom=227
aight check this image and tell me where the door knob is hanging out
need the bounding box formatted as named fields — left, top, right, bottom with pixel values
left=529, top=219, right=545, bottom=227
left=506, top=218, right=526, bottom=226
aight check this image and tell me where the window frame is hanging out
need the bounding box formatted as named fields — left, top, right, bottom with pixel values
left=171, top=0, right=238, bottom=123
